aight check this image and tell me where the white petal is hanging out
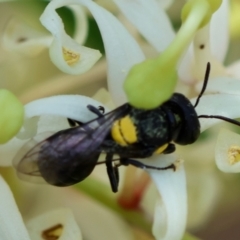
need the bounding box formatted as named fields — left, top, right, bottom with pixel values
left=177, top=43, right=195, bottom=84
left=26, top=208, right=82, bottom=240
left=210, top=0, right=229, bottom=62
left=157, top=0, right=174, bottom=9
left=22, top=186, right=133, bottom=240
left=67, top=5, right=88, bottom=44
left=112, top=0, right=175, bottom=51
left=215, top=128, right=240, bottom=172
left=141, top=154, right=187, bottom=240
left=178, top=1, right=229, bottom=84
left=40, top=0, right=101, bottom=75
left=191, top=25, right=226, bottom=81
left=0, top=95, right=106, bottom=166
left=24, top=95, right=108, bottom=121
left=76, top=0, right=145, bottom=105
left=193, top=93, right=240, bottom=132
left=0, top=175, right=30, bottom=240
left=195, top=76, right=240, bottom=94
left=2, top=18, right=51, bottom=57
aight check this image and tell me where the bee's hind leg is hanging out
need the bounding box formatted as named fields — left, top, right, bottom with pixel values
left=105, top=153, right=120, bottom=193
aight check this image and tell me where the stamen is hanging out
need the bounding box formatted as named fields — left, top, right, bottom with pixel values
left=228, top=146, right=240, bottom=165
left=42, top=224, right=63, bottom=240
left=62, top=47, right=80, bottom=65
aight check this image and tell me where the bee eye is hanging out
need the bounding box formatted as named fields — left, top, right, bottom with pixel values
left=98, top=106, right=105, bottom=114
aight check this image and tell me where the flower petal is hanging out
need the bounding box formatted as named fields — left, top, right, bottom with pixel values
left=227, top=60, right=240, bottom=78
left=210, top=0, right=229, bottom=63
left=0, top=95, right=106, bottom=166
left=40, top=0, right=101, bottom=75
left=157, top=0, right=174, bottom=9
left=215, top=128, right=240, bottom=172
left=178, top=0, right=229, bottom=83
left=152, top=163, right=186, bottom=240
left=24, top=95, right=108, bottom=122
left=195, top=76, right=240, bottom=94
left=2, top=17, right=52, bottom=57
left=141, top=154, right=187, bottom=240
left=26, top=208, right=82, bottom=240
left=0, top=175, right=30, bottom=240
left=76, top=0, right=145, bottom=105
left=193, top=93, right=240, bottom=132
left=67, top=5, right=88, bottom=44
left=112, top=0, right=175, bottom=51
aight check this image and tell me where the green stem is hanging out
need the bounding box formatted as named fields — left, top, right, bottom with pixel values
left=75, top=178, right=152, bottom=233
left=160, top=0, right=209, bottom=66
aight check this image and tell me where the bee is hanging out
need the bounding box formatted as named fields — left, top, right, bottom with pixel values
left=14, top=63, right=240, bottom=192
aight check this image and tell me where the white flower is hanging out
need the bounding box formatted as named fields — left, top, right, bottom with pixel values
left=3, top=0, right=240, bottom=239
left=0, top=175, right=82, bottom=239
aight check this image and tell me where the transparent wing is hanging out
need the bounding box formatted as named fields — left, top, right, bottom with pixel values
left=13, top=104, right=130, bottom=186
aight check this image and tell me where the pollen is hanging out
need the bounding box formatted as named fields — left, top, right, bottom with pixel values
left=62, top=47, right=80, bottom=65
left=228, top=145, right=240, bottom=165
left=42, top=223, right=63, bottom=240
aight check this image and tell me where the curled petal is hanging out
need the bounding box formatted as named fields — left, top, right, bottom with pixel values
left=40, top=0, right=101, bottom=75
left=27, top=208, right=82, bottom=240
left=0, top=175, right=30, bottom=240
left=2, top=18, right=52, bottom=57
left=67, top=5, right=88, bottom=44
left=141, top=154, right=187, bottom=240
left=193, top=93, right=240, bottom=132
left=76, top=0, right=145, bottom=105
left=215, top=128, right=240, bottom=172
left=112, top=0, right=175, bottom=51
left=41, top=0, right=144, bottom=105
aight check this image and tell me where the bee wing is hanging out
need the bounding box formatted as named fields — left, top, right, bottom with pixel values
left=13, top=103, right=130, bottom=186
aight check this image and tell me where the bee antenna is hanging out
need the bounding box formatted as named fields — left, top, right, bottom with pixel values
left=193, top=62, right=211, bottom=108
left=198, top=115, right=240, bottom=127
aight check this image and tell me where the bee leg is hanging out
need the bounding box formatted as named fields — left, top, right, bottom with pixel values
left=105, top=153, right=119, bottom=193
left=87, top=105, right=105, bottom=117
left=120, top=158, right=176, bottom=171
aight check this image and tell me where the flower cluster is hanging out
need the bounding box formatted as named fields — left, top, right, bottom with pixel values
left=1, top=0, right=240, bottom=239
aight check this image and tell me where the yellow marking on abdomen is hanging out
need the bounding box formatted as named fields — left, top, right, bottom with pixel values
left=154, top=144, right=168, bottom=154
left=111, top=116, right=137, bottom=146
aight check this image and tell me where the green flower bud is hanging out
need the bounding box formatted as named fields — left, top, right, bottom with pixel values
left=0, top=90, right=24, bottom=143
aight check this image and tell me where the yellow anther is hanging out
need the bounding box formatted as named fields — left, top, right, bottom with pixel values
left=62, top=47, right=80, bottom=65
left=228, top=146, right=240, bottom=165
left=42, top=224, right=63, bottom=239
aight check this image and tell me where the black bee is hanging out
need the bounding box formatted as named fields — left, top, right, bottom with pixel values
left=14, top=63, right=240, bottom=192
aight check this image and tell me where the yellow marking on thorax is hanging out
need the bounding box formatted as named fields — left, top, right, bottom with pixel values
left=154, top=143, right=168, bottom=155
left=111, top=116, right=137, bottom=146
